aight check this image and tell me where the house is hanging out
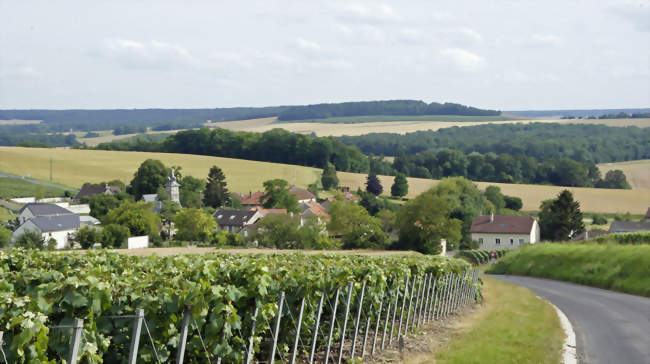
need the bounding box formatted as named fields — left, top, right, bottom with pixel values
left=298, top=201, right=330, bottom=226
left=288, top=186, right=316, bottom=203
left=17, top=203, right=74, bottom=224
left=12, top=214, right=80, bottom=249
left=213, top=209, right=262, bottom=233
left=609, top=221, right=650, bottom=233
left=73, top=183, right=120, bottom=202
left=470, top=214, right=540, bottom=250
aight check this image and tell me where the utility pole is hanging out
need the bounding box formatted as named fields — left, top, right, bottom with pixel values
left=50, top=157, right=53, bottom=182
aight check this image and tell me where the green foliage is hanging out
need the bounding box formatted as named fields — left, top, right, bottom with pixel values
left=591, top=214, right=608, bottom=225
left=89, top=194, right=122, bottom=222
left=596, top=169, right=631, bottom=189
left=179, top=175, right=205, bottom=208
left=484, top=186, right=505, bottom=212
left=0, top=177, right=67, bottom=199
left=0, top=249, right=474, bottom=362
left=203, top=165, right=229, bottom=208
left=174, top=208, right=217, bottom=242
left=101, top=224, right=130, bottom=248
left=504, top=195, right=523, bottom=211
left=74, top=226, right=102, bottom=249
left=327, top=200, right=387, bottom=249
left=539, top=190, right=585, bottom=241
left=394, top=192, right=462, bottom=254
left=0, top=226, right=11, bottom=248
left=357, top=190, right=399, bottom=216
left=209, top=230, right=243, bottom=247
left=128, top=159, right=168, bottom=200
left=252, top=214, right=335, bottom=249
left=104, top=200, right=161, bottom=237
left=487, top=244, right=650, bottom=297
left=390, top=173, right=408, bottom=197
left=581, top=232, right=650, bottom=245
left=13, top=230, right=49, bottom=250
left=320, top=163, right=339, bottom=190
left=261, top=179, right=299, bottom=212
left=365, top=172, right=383, bottom=196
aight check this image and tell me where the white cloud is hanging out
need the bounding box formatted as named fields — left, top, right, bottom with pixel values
left=440, top=48, right=486, bottom=72
left=458, top=27, right=483, bottom=42
left=295, top=38, right=322, bottom=53
left=103, top=39, right=199, bottom=69
left=611, top=1, right=650, bottom=32
left=0, top=65, right=39, bottom=78
left=530, top=33, right=562, bottom=45
left=334, top=2, right=400, bottom=23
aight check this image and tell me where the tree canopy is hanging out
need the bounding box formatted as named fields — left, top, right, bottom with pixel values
left=539, top=190, right=585, bottom=241
left=203, top=165, right=229, bottom=208
left=128, top=159, right=168, bottom=200
left=321, top=163, right=339, bottom=190
left=261, top=179, right=299, bottom=212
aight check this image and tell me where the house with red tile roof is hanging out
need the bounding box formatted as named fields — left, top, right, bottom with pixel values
left=470, top=214, right=539, bottom=250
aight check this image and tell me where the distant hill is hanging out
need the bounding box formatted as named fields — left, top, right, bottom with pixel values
left=277, top=100, right=501, bottom=121
left=507, top=108, right=650, bottom=119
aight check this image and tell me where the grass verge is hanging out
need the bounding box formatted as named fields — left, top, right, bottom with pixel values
left=0, top=177, right=67, bottom=199
left=427, top=276, right=563, bottom=364
left=487, top=244, right=650, bottom=297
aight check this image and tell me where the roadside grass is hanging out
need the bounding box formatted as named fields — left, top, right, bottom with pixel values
left=0, top=177, right=67, bottom=199
left=487, top=244, right=650, bottom=297
left=1, top=146, right=649, bottom=214
left=0, top=206, right=13, bottom=221
left=428, top=276, right=563, bottom=364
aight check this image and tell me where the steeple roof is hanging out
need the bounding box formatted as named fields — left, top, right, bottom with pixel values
left=164, top=168, right=180, bottom=187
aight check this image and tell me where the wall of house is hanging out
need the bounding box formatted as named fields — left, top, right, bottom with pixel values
left=530, top=220, right=540, bottom=243
left=11, top=221, right=39, bottom=242
left=18, top=209, right=35, bottom=224
left=471, top=233, right=532, bottom=250
left=43, top=229, right=76, bottom=249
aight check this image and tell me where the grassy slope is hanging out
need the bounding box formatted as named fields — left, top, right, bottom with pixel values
left=1, top=147, right=649, bottom=213
left=430, top=276, right=563, bottom=364
left=0, top=177, right=67, bottom=199
left=486, top=244, right=650, bottom=297
left=598, top=159, right=650, bottom=190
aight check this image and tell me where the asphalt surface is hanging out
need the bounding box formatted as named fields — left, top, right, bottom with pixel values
left=490, top=275, right=650, bottom=364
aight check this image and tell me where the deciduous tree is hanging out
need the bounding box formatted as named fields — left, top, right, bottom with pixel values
left=128, top=159, right=168, bottom=200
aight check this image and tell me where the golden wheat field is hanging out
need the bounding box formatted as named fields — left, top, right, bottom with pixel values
left=1, top=146, right=649, bottom=213
left=598, top=159, right=650, bottom=190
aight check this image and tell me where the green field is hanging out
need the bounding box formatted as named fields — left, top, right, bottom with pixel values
left=0, top=177, right=68, bottom=199
left=427, top=276, right=563, bottom=364
left=487, top=243, right=650, bottom=297
left=1, top=146, right=649, bottom=213
left=275, top=114, right=522, bottom=124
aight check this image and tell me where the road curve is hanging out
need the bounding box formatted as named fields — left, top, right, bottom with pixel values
left=490, top=275, right=650, bottom=364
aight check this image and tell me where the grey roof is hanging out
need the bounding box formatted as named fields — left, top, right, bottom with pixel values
left=74, top=184, right=120, bottom=200
left=609, top=221, right=650, bottom=233
left=30, top=214, right=80, bottom=232
left=142, top=194, right=158, bottom=202
left=19, top=203, right=73, bottom=216
left=213, top=209, right=259, bottom=227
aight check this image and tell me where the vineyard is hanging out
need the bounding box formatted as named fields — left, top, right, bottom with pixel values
left=0, top=250, right=480, bottom=363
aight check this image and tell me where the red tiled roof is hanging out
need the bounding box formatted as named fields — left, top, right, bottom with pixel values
left=289, top=186, right=316, bottom=201
left=470, top=215, right=535, bottom=234
left=234, top=191, right=265, bottom=206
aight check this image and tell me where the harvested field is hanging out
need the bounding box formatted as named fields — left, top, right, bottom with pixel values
left=1, top=146, right=648, bottom=214
left=598, top=159, right=650, bottom=190
left=0, top=119, right=42, bottom=125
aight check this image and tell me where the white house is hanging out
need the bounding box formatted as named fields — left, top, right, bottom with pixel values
left=470, top=214, right=540, bottom=250
left=12, top=214, right=81, bottom=249
left=17, top=203, right=74, bottom=224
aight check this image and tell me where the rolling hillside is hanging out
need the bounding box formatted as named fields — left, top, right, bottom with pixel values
left=598, top=159, right=650, bottom=190
left=1, top=146, right=649, bottom=213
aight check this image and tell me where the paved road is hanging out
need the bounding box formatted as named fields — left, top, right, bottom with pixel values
left=490, top=275, right=650, bottom=364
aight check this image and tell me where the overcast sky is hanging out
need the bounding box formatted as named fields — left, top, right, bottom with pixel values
left=1, top=0, right=648, bottom=110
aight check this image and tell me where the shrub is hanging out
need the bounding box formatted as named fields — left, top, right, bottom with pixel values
left=591, top=214, right=608, bottom=225
left=0, top=227, right=11, bottom=248
left=101, top=224, right=130, bottom=248
left=14, top=230, right=48, bottom=249
left=74, top=226, right=102, bottom=249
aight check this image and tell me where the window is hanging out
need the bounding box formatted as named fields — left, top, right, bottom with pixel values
left=495, top=238, right=501, bottom=245
left=510, top=238, right=514, bottom=245
left=519, top=239, right=524, bottom=245
left=478, top=238, right=484, bottom=245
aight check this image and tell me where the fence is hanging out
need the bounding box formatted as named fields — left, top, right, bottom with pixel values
left=0, top=269, right=480, bottom=363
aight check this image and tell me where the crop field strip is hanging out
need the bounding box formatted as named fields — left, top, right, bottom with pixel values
left=1, top=146, right=649, bottom=213
left=0, top=250, right=478, bottom=363
left=598, top=159, right=650, bottom=190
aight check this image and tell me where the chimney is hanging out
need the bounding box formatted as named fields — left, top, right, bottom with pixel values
left=490, top=213, right=494, bottom=223
left=249, top=191, right=252, bottom=198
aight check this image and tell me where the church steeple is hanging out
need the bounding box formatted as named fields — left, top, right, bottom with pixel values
left=164, top=168, right=181, bottom=205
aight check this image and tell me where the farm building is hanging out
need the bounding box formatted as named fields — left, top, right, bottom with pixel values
left=609, top=221, right=650, bottom=233
left=17, top=203, right=74, bottom=224
left=12, top=214, right=80, bottom=249
left=213, top=209, right=262, bottom=233
left=470, top=214, right=540, bottom=250
left=73, top=183, right=120, bottom=202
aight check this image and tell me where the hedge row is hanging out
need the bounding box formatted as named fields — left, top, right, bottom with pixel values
left=457, top=249, right=508, bottom=265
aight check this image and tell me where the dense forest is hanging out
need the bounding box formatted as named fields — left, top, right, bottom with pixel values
left=0, top=106, right=288, bottom=133
left=89, top=128, right=371, bottom=173
left=277, top=100, right=500, bottom=121
left=0, top=132, right=79, bottom=147
left=337, top=123, right=650, bottom=163
left=508, top=108, right=650, bottom=118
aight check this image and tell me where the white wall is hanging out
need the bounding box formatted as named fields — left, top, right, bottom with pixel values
left=472, top=233, right=532, bottom=250
left=12, top=223, right=75, bottom=249
left=127, top=236, right=149, bottom=249
left=66, top=204, right=90, bottom=214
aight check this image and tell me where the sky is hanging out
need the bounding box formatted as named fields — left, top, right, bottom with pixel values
left=0, top=0, right=649, bottom=110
